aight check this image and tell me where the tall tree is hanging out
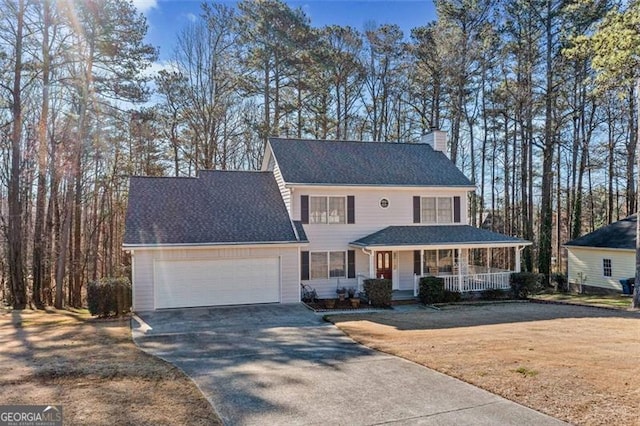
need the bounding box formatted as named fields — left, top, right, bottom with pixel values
left=4, top=0, right=27, bottom=308
left=569, top=1, right=640, bottom=307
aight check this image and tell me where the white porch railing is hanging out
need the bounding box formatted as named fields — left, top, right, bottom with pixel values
left=356, top=274, right=369, bottom=294
left=413, top=271, right=512, bottom=296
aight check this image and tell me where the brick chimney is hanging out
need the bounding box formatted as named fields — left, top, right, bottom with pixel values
left=421, top=129, right=448, bottom=157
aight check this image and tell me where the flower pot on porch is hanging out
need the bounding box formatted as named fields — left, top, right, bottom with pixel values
left=350, top=298, right=360, bottom=308
left=325, top=299, right=336, bottom=309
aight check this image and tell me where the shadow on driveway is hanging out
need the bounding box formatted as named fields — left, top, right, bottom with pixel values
left=132, top=303, right=566, bottom=426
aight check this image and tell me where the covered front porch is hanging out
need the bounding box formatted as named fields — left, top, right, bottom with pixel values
left=350, top=225, right=531, bottom=297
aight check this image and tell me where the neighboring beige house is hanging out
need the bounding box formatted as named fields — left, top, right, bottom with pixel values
left=564, top=215, right=636, bottom=293
left=124, top=132, right=530, bottom=311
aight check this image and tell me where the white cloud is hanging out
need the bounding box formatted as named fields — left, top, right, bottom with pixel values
left=185, top=12, right=197, bottom=23
left=132, top=0, right=158, bottom=14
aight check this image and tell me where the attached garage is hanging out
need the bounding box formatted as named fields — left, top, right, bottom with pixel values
left=124, top=171, right=308, bottom=311
left=154, top=257, right=280, bottom=309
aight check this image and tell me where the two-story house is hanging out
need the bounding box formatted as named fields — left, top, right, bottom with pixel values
left=124, top=132, right=530, bottom=311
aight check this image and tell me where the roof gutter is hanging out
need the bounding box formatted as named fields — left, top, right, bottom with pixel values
left=562, top=245, right=635, bottom=252
left=284, top=183, right=476, bottom=189
left=123, top=240, right=309, bottom=251
left=349, top=241, right=532, bottom=251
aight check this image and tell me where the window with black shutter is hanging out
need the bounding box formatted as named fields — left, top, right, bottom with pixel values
left=301, top=251, right=310, bottom=280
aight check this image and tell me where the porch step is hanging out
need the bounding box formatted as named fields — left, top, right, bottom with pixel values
left=391, top=290, right=417, bottom=302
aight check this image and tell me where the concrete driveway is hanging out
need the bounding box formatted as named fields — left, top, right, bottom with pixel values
left=132, top=304, right=565, bottom=425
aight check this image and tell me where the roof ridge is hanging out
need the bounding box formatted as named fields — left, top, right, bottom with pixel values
left=269, top=137, right=429, bottom=146
left=129, top=175, right=197, bottom=180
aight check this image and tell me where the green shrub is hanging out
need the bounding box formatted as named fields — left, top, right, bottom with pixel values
left=87, top=277, right=132, bottom=317
left=443, top=289, right=462, bottom=302
left=363, top=279, right=392, bottom=307
left=510, top=272, right=542, bottom=299
left=419, top=277, right=461, bottom=304
left=551, top=273, right=568, bottom=292
left=481, top=288, right=510, bottom=300
left=419, top=276, right=444, bottom=304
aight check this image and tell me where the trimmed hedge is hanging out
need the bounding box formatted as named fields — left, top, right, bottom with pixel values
left=87, top=277, right=132, bottom=317
left=510, top=272, right=542, bottom=299
left=419, top=276, right=461, bottom=304
left=481, top=288, right=510, bottom=300
left=363, top=279, right=392, bottom=307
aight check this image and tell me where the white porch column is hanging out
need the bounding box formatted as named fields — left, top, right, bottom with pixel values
left=457, top=248, right=462, bottom=292
left=420, top=250, right=424, bottom=276
left=486, top=247, right=491, bottom=271
left=368, top=250, right=375, bottom=278
left=515, top=247, right=521, bottom=272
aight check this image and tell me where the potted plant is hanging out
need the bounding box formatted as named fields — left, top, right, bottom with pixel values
left=347, top=287, right=356, bottom=299
left=336, top=287, right=347, bottom=301
left=325, top=298, right=336, bottom=309
left=350, top=295, right=360, bottom=308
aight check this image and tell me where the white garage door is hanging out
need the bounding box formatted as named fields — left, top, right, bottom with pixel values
left=154, top=257, right=280, bottom=309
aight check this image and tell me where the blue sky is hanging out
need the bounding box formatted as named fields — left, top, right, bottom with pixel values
left=133, top=1, right=438, bottom=61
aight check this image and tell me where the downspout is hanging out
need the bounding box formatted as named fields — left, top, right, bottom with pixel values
left=361, top=247, right=374, bottom=294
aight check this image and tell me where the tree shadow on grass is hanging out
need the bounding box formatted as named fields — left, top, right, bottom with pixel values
left=327, top=301, right=640, bottom=331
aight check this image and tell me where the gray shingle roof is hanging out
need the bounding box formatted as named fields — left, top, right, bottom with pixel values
left=269, top=138, right=473, bottom=187
left=124, top=171, right=304, bottom=246
left=350, top=225, right=529, bottom=247
left=564, top=215, right=636, bottom=250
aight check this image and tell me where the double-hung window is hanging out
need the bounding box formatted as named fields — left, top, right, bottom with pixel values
left=310, top=196, right=345, bottom=224
left=421, top=197, right=453, bottom=224
left=603, top=259, right=612, bottom=277
left=309, top=251, right=346, bottom=279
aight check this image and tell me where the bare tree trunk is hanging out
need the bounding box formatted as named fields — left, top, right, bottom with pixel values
left=538, top=0, right=555, bottom=284
left=8, top=0, right=26, bottom=309
left=32, top=0, right=51, bottom=308
left=627, top=85, right=637, bottom=216
left=633, top=78, right=639, bottom=309
left=55, top=179, right=73, bottom=309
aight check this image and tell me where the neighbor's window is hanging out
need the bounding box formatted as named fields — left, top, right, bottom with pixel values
left=309, top=196, right=345, bottom=224
left=310, top=251, right=346, bottom=279
left=421, top=197, right=452, bottom=224
left=603, top=258, right=612, bottom=277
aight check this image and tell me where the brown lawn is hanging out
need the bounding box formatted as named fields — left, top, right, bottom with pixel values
left=329, top=302, right=640, bottom=426
left=0, top=308, right=221, bottom=426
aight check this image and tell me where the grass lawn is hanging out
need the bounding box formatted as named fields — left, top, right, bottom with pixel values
left=532, top=292, right=634, bottom=310
left=329, top=302, right=640, bottom=426
left=0, top=308, right=221, bottom=425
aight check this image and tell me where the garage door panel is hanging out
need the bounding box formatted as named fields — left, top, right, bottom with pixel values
left=154, top=258, right=280, bottom=309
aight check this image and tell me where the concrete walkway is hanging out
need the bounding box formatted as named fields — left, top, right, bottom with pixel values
left=132, top=304, right=565, bottom=425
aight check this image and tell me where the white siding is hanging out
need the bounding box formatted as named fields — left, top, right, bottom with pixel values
left=263, top=145, right=291, bottom=215
left=567, top=247, right=635, bottom=291
left=131, top=245, right=300, bottom=311
left=272, top=161, right=291, bottom=215
left=296, top=186, right=471, bottom=295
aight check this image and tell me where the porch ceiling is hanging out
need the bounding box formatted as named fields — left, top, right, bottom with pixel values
left=349, top=225, right=531, bottom=250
